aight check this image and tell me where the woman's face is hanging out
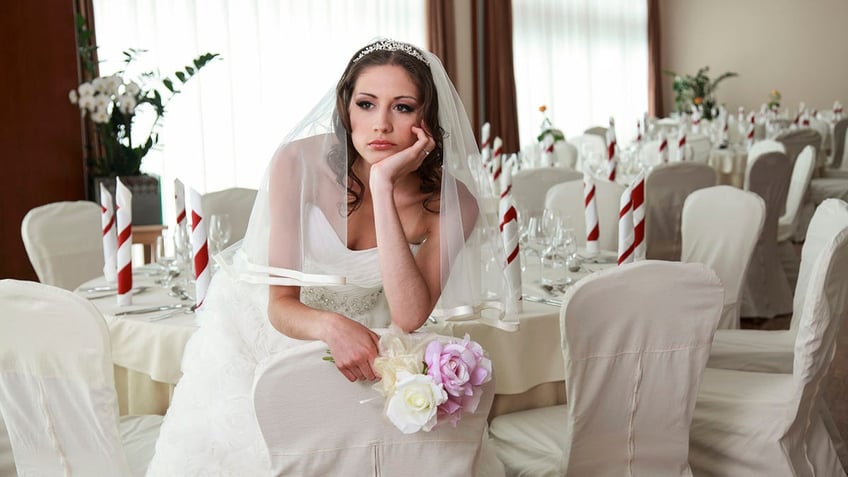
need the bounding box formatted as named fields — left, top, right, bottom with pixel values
left=349, top=64, right=422, bottom=165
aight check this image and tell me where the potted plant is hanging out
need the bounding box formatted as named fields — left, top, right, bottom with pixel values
left=664, top=66, right=738, bottom=121
left=70, top=16, right=219, bottom=224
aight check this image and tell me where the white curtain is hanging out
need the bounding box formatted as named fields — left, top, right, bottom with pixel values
left=512, top=0, right=648, bottom=148
left=92, top=0, right=425, bottom=227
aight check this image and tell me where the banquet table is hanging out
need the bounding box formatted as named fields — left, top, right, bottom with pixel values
left=79, top=260, right=612, bottom=418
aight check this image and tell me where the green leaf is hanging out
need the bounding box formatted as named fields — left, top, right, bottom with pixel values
left=175, top=71, right=187, bottom=82
left=185, top=66, right=195, bottom=75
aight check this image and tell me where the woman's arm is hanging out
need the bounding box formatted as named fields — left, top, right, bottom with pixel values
left=268, top=286, right=380, bottom=382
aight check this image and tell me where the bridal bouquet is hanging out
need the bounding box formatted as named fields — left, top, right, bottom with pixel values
left=372, top=328, right=492, bottom=434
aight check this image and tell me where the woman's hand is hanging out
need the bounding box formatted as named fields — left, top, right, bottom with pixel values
left=370, top=122, right=435, bottom=189
left=323, top=314, right=381, bottom=382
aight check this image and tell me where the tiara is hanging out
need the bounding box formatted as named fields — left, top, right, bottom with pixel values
left=353, top=40, right=430, bottom=66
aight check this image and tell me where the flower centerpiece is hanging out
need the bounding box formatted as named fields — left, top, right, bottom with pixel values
left=369, top=328, right=492, bottom=434
left=70, top=48, right=219, bottom=177
left=767, top=89, right=782, bottom=111
left=664, top=66, right=738, bottom=120
left=536, top=105, right=565, bottom=143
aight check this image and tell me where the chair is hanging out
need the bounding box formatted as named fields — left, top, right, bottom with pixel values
left=200, top=187, right=257, bottom=244
left=568, top=134, right=606, bottom=172
left=740, top=151, right=793, bottom=318
left=583, top=125, right=607, bottom=139
left=689, top=222, right=848, bottom=477
left=489, top=261, right=723, bottom=476
left=748, top=138, right=786, bottom=163
left=0, top=279, right=162, bottom=476
left=545, top=178, right=624, bottom=252
left=776, top=127, right=821, bottom=167
left=687, top=132, right=712, bottom=162
left=707, top=198, right=848, bottom=373
left=777, top=146, right=817, bottom=290
left=512, top=167, right=582, bottom=218
left=21, top=201, right=103, bottom=290
left=555, top=141, right=578, bottom=169
left=681, top=186, right=765, bottom=330
left=252, top=338, right=501, bottom=476
left=644, top=162, right=717, bottom=261
left=822, top=118, right=848, bottom=175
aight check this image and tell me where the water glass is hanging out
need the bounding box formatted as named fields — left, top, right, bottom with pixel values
left=208, top=213, right=232, bottom=255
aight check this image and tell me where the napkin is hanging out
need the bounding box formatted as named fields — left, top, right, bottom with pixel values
left=607, top=157, right=617, bottom=181
left=692, top=106, right=702, bottom=134
left=617, top=184, right=634, bottom=265
left=583, top=174, right=600, bottom=255
left=174, top=178, right=187, bottom=239
left=190, top=187, right=210, bottom=308
left=100, top=183, right=117, bottom=283
left=676, top=127, right=687, bottom=161
left=541, top=132, right=555, bottom=167
left=658, top=132, right=669, bottom=163
left=635, top=119, right=642, bottom=144
left=115, top=178, right=133, bottom=306
left=746, top=113, right=756, bottom=151
left=480, top=122, right=492, bottom=169
left=606, top=116, right=617, bottom=161
left=631, top=171, right=646, bottom=260
left=491, top=136, right=503, bottom=190
left=498, top=165, right=522, bottom=313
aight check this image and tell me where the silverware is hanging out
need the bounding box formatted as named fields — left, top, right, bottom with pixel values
left=522, top=294, right=562, bottom=307
left=114, top=302, right=193, bottom=316
left=147, top=304, right=198, bottom=322
left=85, top=286, right=150, bottom=299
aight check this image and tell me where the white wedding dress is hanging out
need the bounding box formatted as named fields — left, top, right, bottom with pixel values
left=146, top=207, right=392, bottom=476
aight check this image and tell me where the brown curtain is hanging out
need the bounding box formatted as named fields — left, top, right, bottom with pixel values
left=426, top=0, right=458, bottom=83
left=473, top=0, right=520, bottom=153
left=73, top=0, right=101, bottom=198
left=647, top=0, right=663, bottom=118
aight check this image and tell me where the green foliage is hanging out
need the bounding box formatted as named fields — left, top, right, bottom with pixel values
left=663, top=66, right=738, bottom=120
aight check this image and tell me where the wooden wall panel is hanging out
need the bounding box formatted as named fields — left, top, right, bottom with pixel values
left=0, top=0, right=85, bottom=280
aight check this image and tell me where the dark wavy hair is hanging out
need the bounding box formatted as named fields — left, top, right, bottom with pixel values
left=330, top=43, right=444, bottom=214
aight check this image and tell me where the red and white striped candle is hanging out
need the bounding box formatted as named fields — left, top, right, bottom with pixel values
left=631, top=171, right=646, bottom=260
left=659, top=132, right=669, bottom=163
left=677, top=128, right=687, bottom=161
left=115, top=178, right=133, bottom=306
left=583, top=174, right=600, bottom=255
left=491, top=136, right=504, bottom=189
left=617, top=184, right=634, bottom=265
left=498, top=169, right=522, bottom=314
left=175, top=178, right=187, bottom=240
left=190, top=188, right=210, bottom=308
left=100, top=183, right=117, bottom=283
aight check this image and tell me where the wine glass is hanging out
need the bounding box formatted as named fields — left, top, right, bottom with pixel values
left=173, top=224, right=193, bottom=284
left=525, top=215, right=551, bottom=283
left=208, top=213, right=232, bottom=255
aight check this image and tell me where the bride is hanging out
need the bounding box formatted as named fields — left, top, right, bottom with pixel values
left=146, top=39, right=513, bottom=475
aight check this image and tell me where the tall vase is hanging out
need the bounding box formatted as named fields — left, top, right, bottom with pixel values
left=92, top=174, right=163, bottom=225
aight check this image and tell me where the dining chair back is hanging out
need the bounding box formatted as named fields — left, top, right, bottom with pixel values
left=569, top=133, right=606, bottom=172
left=512, top=167, right=582, bottom=218
left=0, top=279, right=161, bottom=476
left=583, top=125, right=607, bottom=139
left=682, top=186, right=765, bottom=329
left=741, top=150, right=794, bottom=318
left=253, top=337, right=498, bottom=476
left=776, top=127, right=821, bottom=167
left=645, top=161, right=717, bottom=261
left=747, top=138, right=786, bottom=164
left=687, top=132, right=712, bottom=162
left=556, top=141, right=578, bottom=169
left=490, top=261, right=723, bottom=476
left=690, top=224, right=848, bottom=476
left=707, top=198, right=848, bottom=373
left=21, top=201, right=103, bottom=290
left=545, top=177, right=624, bottom=252
left=201, top=187, right=258, bottom=244
left=778, top=145, right=816, bottom=244
left=823, top=118, right=848, bottom=174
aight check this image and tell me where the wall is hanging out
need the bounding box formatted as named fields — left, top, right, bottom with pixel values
left=0, top=1, right=85, bottom=280
left=660, top=0, right=848, bottom=115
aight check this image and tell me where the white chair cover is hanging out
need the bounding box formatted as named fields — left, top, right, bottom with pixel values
left=200, top=186, right=258, bottom=243
left=682, top=186, right=765, bottom=330
left=0, top=279, right=161, bottom=477
left=568, top=134, right=606, bottom=172
left=644, top=162, right=717, bottom=261
left=544, top=178, right=624, bottom=252
left=687, top=132, right=711, bottom=163
left=808, top=118, right=831, bottom=169
left=823, top=118, right=848, bottom=175
left=511, top=167, right=582, bottom=218
left=707, top=198, right=848, bottom=373
left=690, top=225, right=848, bottom=477
left=741, top=151, right=793, bottom=318
left=555, top=141, right=578, bottom=169
left=778, top=145, right=817, bottom=243
left=20, top=201, right=103, bottom=290
left=747, top=138, right=786, bottom=163
left=776, top=127, right=822, bottom=167
left=490, top=261, right=723, bottom=477
left=252, top=338, right=502, bottom=477
left=583, top=126, right=607, bottom=139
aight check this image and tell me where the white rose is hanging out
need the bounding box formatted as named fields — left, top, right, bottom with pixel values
left=125, top=81, right=141, bottom=96
left=385, top=371, right=447, bottom=434
left=77, top=82, right=94, bottom=98
left=118, top=94, right=137, bottom=114
left=91, top=109, right=110, bottom=124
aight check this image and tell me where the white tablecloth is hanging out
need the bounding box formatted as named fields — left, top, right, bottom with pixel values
left=81, top=262, right=611, bottom=418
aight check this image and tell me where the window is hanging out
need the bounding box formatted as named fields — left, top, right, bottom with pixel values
left=512, top=0, right=648, bottom=147
left=93, top=0, right=425, bottom=224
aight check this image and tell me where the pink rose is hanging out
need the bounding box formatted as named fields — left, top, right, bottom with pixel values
left=424, top=335, right=492, bottom=426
